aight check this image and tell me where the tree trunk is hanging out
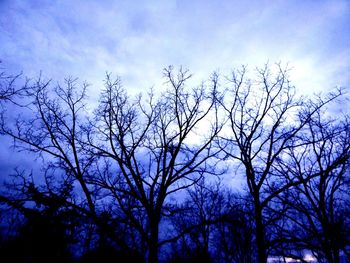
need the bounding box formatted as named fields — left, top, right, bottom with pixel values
left=327, top=245, right=340, bottom=263
left=324, top=223, right=340, bottom=263
left=148, top=219, right=159, bottom=263
left=254, top=197, right=267, bottom=263
left=333, top=249, right=340, bottom=263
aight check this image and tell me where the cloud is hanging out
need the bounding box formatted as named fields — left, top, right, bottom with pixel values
left=0, top=0, right=349, bottom=94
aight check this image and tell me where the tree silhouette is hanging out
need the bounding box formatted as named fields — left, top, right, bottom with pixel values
left=212, top=193, right=255, bottom=263
left=0, top=64, right=349, bottom=262
left=86, top=67, right=223, bottom=262
left=168, top=178, right=226, bottom=262
left=0, top=76, right=112, bottom=255
left=0, top=67, right=223, bottom=262
left=218, top=64, right=343, bottom=262
left=274, top=107, right=350, bottom=262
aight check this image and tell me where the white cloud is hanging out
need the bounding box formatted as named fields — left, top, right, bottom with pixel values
left=0, top=0, right=349, bottom=95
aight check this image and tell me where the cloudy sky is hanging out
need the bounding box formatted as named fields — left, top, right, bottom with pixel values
left=1, top=0, right=350, bottom=95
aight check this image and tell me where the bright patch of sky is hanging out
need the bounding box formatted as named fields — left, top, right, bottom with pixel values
left=0, top=0, right=349, bottom=96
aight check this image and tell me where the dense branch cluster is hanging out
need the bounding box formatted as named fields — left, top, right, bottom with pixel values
left=0, top=64, right=349, bottom=263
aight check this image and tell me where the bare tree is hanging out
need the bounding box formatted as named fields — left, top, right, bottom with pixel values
left=274, top=107, right=350, bottom=262
left=168, top=178, right=227, bottom=262
left=213, top=193, right=255, bottom=263
left=218, top=64, right=343, bottom=262
left=0, top=76, right=102, bottom=252
left=82, top=67, right=223, bottom=262
left=0, top=67, right=222, bottom=262
left=169, top=179, right=255, bottom=263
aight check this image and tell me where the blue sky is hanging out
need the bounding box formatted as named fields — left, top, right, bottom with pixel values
left=1, top=0, right=350, bottom=95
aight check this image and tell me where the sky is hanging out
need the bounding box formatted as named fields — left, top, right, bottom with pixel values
left=0, top=0, right=350, bottom=185
left=1, top=0, right=350, bottom=95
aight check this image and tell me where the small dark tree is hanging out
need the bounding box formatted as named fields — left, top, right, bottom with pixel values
left=213, top=193, right=255, bottom=263
left=168, top=180, right=255, bottom=263
left=168, top=178, right=226, bottom=262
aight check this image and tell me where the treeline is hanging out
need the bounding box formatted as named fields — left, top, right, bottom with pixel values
left=0, top=64, right=349, bottom=263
